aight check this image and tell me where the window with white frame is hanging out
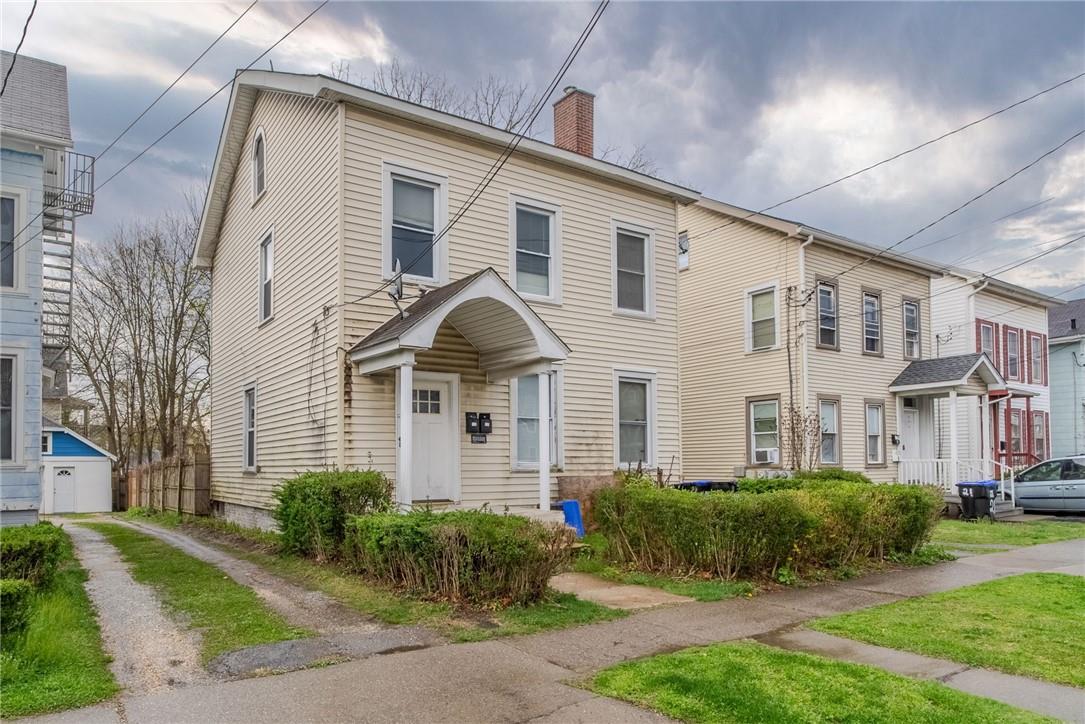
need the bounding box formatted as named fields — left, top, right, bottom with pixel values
left=614, top=226, right=649, bottom=313
left=1006, top=329, right=1020, bottom=379
left=252, top=128, right=266, bottom=200
left=902, top=299, right=921, bottom=360
left=1029, top=335, right=1043, bottom=384
left=979, top=322, right=995, bottom=359
left=1010, top=410, right=1023, bottom=453
left=677, top=231, right=689, bottom=270
left=749, top=399, right=779, bottom=465
left=1, top=355, right=14, bottom=461
left=817, top=281, right=838, bottom=348
left=384, top=164, right=447, bottom=283
left=616, top=374, right=653, bottom=465
left=748, top=286, right=777, bottom=351
left=243, top=386, right=257, bottom=471
left=1, top=195, right=15, bottom=288
left=512, top=373, right=560, bottom=469
left=259, top=231, right=273, bottom=322
left=41, top=432, right=52, bottom=454
left=819, top=399, right=840, bottom=465
left=1032, top=412, right=1045, bottom=457
left=511, top=199, right=558, bottom=299
left=862, top=291, right=882, bottom=355
left=865, top=402, right=884, bottom=464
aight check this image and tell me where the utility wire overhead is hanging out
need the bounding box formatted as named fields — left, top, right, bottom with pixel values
left=0, top=0, right=37, bottom=97
left=898, top=196, right=1055, bottom=257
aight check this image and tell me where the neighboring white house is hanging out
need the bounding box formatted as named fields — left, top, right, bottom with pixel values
left=1048, top=298, right=1085, bottom=457
left=39, top=417, right=115, bottom=514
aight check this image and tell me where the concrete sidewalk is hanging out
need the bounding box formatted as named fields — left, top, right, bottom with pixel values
left=32, top=537, right=1083, bottom=723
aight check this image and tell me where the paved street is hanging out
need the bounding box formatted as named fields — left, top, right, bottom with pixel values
left=31, top=537, right=1084, bottom=724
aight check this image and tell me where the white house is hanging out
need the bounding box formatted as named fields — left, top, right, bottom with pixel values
left=39, top=417, right=115, bottom=514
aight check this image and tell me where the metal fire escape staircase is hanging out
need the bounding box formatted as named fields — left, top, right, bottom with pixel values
left=41, top=149, right=94, bottom=397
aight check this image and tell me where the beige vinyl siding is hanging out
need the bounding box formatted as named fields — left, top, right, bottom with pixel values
left=676, top=203, right=801, bottom=479
left=208, top=92, right=342, bottom=510
left=803, top=244, right=932, bottom=481
left=339, top=105, right=682, bottom=506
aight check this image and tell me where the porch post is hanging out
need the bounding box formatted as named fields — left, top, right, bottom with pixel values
left=537, top=372, right=551, bottom=510
left=948, top=389, right=959, bottom=486
left=979, top=394, right=991, bottom=476
left=395, top=363, right=414, bottom=509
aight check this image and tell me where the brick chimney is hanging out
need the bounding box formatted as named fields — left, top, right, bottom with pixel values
left=553, top=86, right=594, bottom=157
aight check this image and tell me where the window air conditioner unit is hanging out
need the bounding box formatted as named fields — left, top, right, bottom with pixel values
left=754, top=448, right=779, bottom=464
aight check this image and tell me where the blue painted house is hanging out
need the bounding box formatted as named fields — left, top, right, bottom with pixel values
left=1049, top=299, right=1085, bottom=457
left=1, top=51, right=94, bottom=525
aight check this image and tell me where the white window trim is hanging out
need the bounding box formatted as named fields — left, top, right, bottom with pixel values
left=258, top=227, right=274, bottom=325
left=611, top=218, right=656, bottom=319
left=242, top=383, right=257, bottom=472
left=41, top=431, right=52, bottom=455
left=865, top=402, right=885, bottom=465
left=252, top=126, right=267, bottom=205
left=382, top=160, right=449, bottom=285
left=818, top=399, right=840, bottom=465
left=509, top=368, right=564, bottom=472
left=1, top=348, right=25, bottom=467
left=612, top=368, right=657, bottom=468
left=677, top=230, right=690, bottom=271
left=508, top=193, right=562, bottom=304
left=816, top=280, right=838, bottom=348
left=1, top=186, right=29, bottom=295
left=748, top=398, right=781, bottom=465
left=745, top=280, right=780, bottom=353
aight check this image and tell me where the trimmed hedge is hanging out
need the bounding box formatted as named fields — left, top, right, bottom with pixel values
left=0, top=578, right=34, bottom=634
left=342, top=510, right=575, bottom=605
left=273, top=470, right=393, bottom=560
left=0, top=522, right=65, bottom=587
left=793, top=469, right=873, bottom=485
left=737, top=469, right=873, bottom=493
left=593, top=481, right=942, bottom=579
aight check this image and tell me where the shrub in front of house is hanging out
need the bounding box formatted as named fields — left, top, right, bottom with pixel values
left=793, top=468, right=873, bottom=485
left=342, top=510, right=576, bottom=605
left=737, top=469, right=874, bottom=493
left=273, top=470, right=393, bottom=560
left=0, top=522, right=65, bottom=587
left=592, top=481, right=942, bottom=579
left=0, top=578, right=34, bottom=634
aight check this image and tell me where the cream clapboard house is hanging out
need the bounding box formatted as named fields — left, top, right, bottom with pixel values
left=677, top=198, right=1017, bottom=486
left=194, top=72, right=698, bottom=526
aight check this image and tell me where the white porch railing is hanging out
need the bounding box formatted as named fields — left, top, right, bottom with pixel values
left=897, top=458, right=1015, bottom=502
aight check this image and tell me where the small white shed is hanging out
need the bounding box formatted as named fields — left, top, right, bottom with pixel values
left=39, top=417, right=116, bottom=514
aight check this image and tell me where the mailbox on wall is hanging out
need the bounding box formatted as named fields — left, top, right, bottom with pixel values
left=465, top=412, right=479, bottom=434
left=479, top=413, right=493, bottom=434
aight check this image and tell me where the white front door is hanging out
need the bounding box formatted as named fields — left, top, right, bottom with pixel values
left=411, top=376, right=455, bottom=502
left=900, top=408, right=920, bottom=461
left=53, top=467, right=76, bottom=512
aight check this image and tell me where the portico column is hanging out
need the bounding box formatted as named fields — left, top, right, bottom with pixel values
left=948, top=389, right=959, bottom=486
left=395, top=363, right=414, bottom=509
left=980, top=393, right=991, bottom=475
left=538, top=372, right=551, bottom=510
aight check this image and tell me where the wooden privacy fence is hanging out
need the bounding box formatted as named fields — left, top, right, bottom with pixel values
left=127, top=454, right=211, bottom=515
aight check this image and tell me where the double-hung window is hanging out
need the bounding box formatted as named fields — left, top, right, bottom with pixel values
left=1006, top=329, right=1020, bottom=380
left=819, top=398, right=840, bottom=465
left=902, top=299, right=921, bottom=360
left=614, top=224, right=651, bottom=315
left=865, top=401, right=884, bottom=465
left=252, top=128, right=266, bottom=200
left=979, top=322, right=995, bottom=360
left=243, top=386, right=257, bottom=471
left=384, top=163, right=447, bottom=283
left=1, top=195, right=15, bottom=289
left=1032, top=412, right=1045, bottom=458
left=511, top=197, right=560, bottom=301
left=748, top=284, right=777, bottom=351
left=259, top=231, right=273, bottom=323
left=862, top=291, right=882, bottom=355
left=817, top=281, right=838, bottom=348
left=512, top=373, right=560, bottom=469
left=1, top=355, right=14, bottom=462
left=1010, top=409, right=1023, bottom=453
left=1029, top=334, right=1043, bottom=384
left=615, top=372, right=654, bottom=466
left=749, top=398, right=779, bottom=465
left=677, top=231, right=690, bottom=270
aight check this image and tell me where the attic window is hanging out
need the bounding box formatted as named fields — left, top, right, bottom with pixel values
left=252, top=128, right=267, bottom=201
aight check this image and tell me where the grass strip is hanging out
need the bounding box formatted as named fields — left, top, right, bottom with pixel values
left=83, top=522, right=308, bottom=662
left=573, top=556, right=754, bottom=602
left=812, top=573, right=1085, bottom=688
left=0, top=527, right=118, bottom=718
left=932, top=519, right=1085, bottom=547
left=590, top=640, right=1050, bottom=723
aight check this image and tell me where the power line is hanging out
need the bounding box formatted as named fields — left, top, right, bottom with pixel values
left=334, top=0, right=610, bottom=310
left=0, top=0, right=37, bottom=97
left=898, top=196, right=1055, bottom=257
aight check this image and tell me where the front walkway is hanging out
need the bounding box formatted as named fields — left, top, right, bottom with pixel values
left=35, top=534, right=1083, bottom=723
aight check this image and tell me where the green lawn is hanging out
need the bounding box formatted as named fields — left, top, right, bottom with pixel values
left=589, top=641, right=1048, bottom=723
left=0, top=528, right=118, bottom=718
left=932, top=519, right=1085, bottom=548
left=121, top=511, right=625, bottom=642
left=812, top=573, right=1085, bottom=688
left=83, top=522, right=309, bottom=661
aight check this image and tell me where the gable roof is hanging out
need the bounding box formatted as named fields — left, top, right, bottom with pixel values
left=194, top=70, right=700, bottom=268
left=42, top=417, right=118, bottom=461
left=939, top=266, right=1064, bottom=308
left=1049, top=297, right=1085, bottom=340
left=889, top=352, right=1004, bottom=391
left=1, top=51, right=72, bottom=147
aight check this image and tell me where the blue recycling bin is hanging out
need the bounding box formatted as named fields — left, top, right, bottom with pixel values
left=956, top=480, right=998, bottom=520
left=556, top=499, right=584, bottom=538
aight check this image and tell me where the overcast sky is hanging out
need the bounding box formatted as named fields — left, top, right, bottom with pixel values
left=3, top=1, right=1083, bottom=296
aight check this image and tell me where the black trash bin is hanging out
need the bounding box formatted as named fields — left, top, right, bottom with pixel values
left=956, top=481, right=998, bottom=520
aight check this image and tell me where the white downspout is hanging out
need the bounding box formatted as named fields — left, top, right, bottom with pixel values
left=798, top=234, right=814, bottom=421
left=964, top=278, right=991, bottom=463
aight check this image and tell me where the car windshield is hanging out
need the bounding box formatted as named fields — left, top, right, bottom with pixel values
left=1017, top=460, right=1062, bottom=482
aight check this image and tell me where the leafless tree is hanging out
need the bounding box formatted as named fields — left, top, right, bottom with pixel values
left=71, top=199, right=209, bottom=470
left=783, top=404, right=823, bottom=472
left=598, top=143, right=659, bottom=176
